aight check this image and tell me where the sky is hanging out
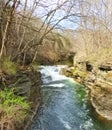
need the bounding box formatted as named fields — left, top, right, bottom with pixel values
left=7, top=0, right=112, bottom=30
left=19, top=0, right=78, bottom=30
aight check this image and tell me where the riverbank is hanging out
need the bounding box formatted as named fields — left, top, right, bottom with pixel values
left=0, top=66, right=42, bottom=130
left=62, top=61, right=112, bottom=120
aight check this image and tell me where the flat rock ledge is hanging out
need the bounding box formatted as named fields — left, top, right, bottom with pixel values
left=86, top=80, right=112, bottom=120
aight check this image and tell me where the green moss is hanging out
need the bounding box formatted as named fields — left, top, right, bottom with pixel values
left=75, top=84, right=88, bottom=106
left=72, top=67, right=87, bottom=79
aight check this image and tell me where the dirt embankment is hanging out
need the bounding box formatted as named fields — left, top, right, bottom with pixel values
left=0, top=67, right=43, bottom=130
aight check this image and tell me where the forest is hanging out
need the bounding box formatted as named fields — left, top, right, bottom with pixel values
left=0, top=0, right=112, bottom=130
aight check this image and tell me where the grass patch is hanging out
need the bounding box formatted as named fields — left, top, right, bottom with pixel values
left=0, top=87, right=31, bottom=130
left=1, top=57, right=18, bottom=75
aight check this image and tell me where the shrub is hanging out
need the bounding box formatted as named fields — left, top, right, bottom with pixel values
left=1, top=57, right=18, bottom=75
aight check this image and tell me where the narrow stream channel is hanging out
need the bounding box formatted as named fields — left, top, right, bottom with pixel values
left=31, top=65, right=112, bottom=130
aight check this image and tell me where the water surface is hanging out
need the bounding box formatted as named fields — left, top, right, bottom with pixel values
left=31, top=66, right=112, bottom=130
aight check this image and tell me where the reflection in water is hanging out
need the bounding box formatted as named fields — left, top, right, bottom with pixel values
left=31, top=66, right=112, bottom=130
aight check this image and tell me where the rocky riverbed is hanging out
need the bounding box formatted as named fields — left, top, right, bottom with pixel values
left=62, top=61, right=112, bottom=120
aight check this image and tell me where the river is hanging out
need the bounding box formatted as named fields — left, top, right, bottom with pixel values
left=31, top=65, right=112, bottom=130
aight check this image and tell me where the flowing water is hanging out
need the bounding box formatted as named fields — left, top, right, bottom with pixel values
left=31, top=65, right=112, bottom=130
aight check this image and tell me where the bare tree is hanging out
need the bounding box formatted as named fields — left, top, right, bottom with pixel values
left=73, top=0, right=112, bottom=58
left=0, top=0, right=19, bottom=59
left=9, top=0, right=81, bottom=64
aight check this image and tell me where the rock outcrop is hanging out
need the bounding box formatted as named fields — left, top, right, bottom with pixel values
left=63, top=62, right=112, bottom=120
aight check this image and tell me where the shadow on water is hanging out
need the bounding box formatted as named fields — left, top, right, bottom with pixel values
left=31, top=66, right=112, bottom=130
